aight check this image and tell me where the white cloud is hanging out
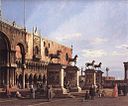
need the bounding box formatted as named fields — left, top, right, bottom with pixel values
left=90, top=37, right=108, bottom=45
left=111, top=51, right=128, bottom=56
left=111, top=51, right=122, bottom=56
left=55, top=33, right=82, bottom=42
left=116, top=44, right=128, bottom=49
left=82, top=49, right=107, bottom=58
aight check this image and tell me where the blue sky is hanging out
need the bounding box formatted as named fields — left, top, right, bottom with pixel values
left=1, top=0, right=128, bottom=79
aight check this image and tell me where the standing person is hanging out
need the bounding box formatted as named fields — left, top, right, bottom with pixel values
left=84, top=91, right=90, bottom=100
left=122, top=84, right=128, bottom=96
left=94, top=84, right=97, bottom=96
left=66, top=81, right=71, bottom=92
left=89, top=85, right=95, bottom=100
left=97, top=87, right=102, bottom=98
left=30, top=84, right=36, bottom=99
left=47, top=85, right=52, bottom=101
left=118, top=84, right=121, bottom=95
left=113, top=83, right=118, bottom=97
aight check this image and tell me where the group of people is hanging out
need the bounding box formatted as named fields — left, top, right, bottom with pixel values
left=15, top=85, right=36, bottom=99
left=118, top=84, right=128, bottom=96
left=84, top=84, right=104, bottom=101
left=84, top=83, right=128, bottom=101
left=16, top=84, right=53, bottom=101
left=84, top=85, right=96, bottom=100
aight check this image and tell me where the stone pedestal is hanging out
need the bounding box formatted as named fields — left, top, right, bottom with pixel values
left=47, top=63, right=67, bottom=94
left=84, top=69, right=96, bottom=89
left=96, top=70, right=103, bottom=88
left=65, top=66, right=81, bottom=92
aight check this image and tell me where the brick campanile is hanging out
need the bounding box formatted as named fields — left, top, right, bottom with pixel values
left=123, top=62, right=128, bottom=80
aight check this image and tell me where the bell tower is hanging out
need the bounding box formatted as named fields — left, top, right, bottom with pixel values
left=124, top=62, right=128, bottom=81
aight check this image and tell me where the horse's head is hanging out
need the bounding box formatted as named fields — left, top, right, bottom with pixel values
left=99, top=62, right=102, bottom=65
left=99, top=62, right=102, bottom=67
left=92, top=60, right=95, bottom=63
left=75, top=55, right=78, bottom=59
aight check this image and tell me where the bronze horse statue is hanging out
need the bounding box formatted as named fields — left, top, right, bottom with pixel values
left=94, top=62, right=102, bottom=69
left=49, top=50, right=61, bottom=62
left=85, top=60, right=95, bottom=68
left=68, top=55, right=78, bottom=65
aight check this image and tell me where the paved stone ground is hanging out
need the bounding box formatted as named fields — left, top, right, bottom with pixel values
left=0, top=96, right=128, bottom=106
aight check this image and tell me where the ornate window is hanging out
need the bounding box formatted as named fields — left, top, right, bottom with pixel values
left=35, top=46, right=39, bottom=55
left=45, top=47, right=49, bottom=56
left=15, top=45, right=22, bottom=59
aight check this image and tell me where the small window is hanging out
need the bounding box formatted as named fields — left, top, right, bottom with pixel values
left=45, top=47, right=49, bottom=56
left=35, top=46, right=39, bottom=55
left=65, top=53, right=69, bottom=61
left=48, top=43, right=50, bottom=48
left=44, top=42, right=46, bottom=47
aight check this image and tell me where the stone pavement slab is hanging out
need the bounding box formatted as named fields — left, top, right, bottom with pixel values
left=0, top=96, right=128, bottom=106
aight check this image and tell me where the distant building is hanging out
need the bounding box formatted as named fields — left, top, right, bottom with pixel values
left=102, top=76, right=115, bottom=88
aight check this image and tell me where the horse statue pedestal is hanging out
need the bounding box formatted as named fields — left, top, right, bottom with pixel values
left=84, top=69, right=103, bottom=89
left=96, top=70, right=103, bottom=88
left=64, top=65, right=81, bottom=92
left=84, top=69, right=97, bottom=89
left=47, top=63, right=68, bottom=96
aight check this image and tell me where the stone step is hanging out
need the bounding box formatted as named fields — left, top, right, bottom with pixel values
left=70, top=92, right=85, bottom=97
left=55, top=93, right=75, bottom=98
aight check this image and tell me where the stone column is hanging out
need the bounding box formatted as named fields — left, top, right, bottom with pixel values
left=6, top=69, right=9, bottom=88
left=26, top=76, right=30, bottom=89
left=22, top=64, right=26, bottom=89
left=60, top=68, right=64, bottom=87
left=9, top=69, right=14, bottom=87
left=76, top=70, right=81, bottom=92
left=60, top=67, right=67, bottom=94
left=12, top=70, right=14, bottom=86
left=14, top=71, right=16, bottom=86
left=94, top=72, right=96, bottom=85
left=22, top=69, right=25, bottom=89
left=7, top=50, right=10, bottom=88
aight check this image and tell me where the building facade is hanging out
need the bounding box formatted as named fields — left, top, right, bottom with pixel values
left=0, top=18, right=74, bottom=93
left=102, top=76, right=115, bottom=88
